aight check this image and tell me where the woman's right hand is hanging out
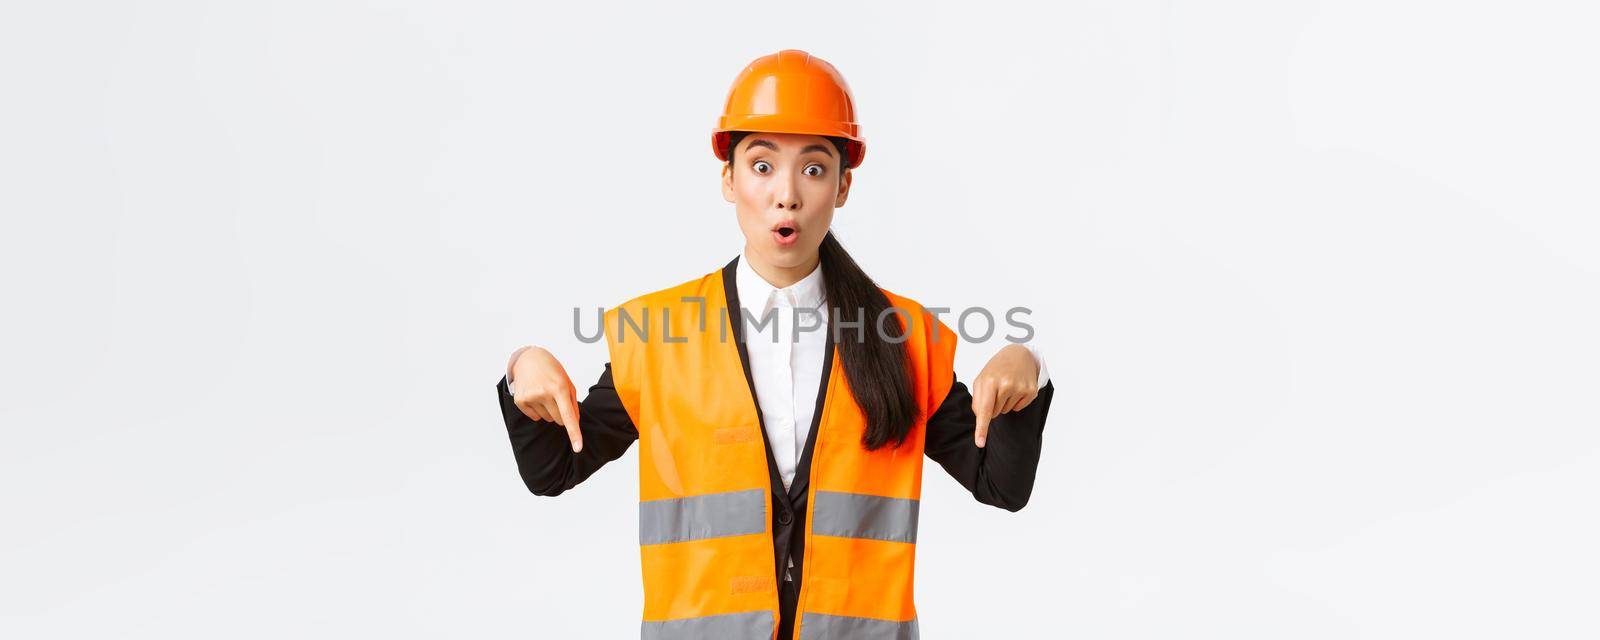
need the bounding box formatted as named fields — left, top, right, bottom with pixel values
left=507, top=346, right=583, bottom=452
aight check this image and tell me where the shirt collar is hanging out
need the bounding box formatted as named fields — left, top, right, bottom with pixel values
left=736, top=248, right=826, bottom=314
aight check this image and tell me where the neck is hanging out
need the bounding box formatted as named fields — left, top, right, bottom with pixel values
left=743, top=245, right=819, bottom=289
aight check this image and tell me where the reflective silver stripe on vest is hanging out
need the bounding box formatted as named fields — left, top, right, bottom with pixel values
left=641, top=610, right=774, bottom=640
left=799, top=613, right=919, bottom=640
left=810, top=490, right=920, bottom=543
left=638, top=488, right=766, bottom=545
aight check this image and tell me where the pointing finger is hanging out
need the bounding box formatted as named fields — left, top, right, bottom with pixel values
left=555, top=390, right=583, bottom=453
left=972, top=379, right=994, bottom=448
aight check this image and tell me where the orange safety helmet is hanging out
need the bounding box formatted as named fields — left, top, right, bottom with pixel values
left=712, top=49, right=867, bottom=168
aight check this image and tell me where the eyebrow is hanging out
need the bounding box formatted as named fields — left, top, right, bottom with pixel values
left=743, top=138, right=836, bottom=158
left=800, top=143, right=835, bottom=158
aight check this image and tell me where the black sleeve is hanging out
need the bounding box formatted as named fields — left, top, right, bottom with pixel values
left=496, top=363, right=638, bottom=497
left=923, top=374, right=1054, bottom=512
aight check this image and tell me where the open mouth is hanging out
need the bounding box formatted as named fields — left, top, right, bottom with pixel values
left=772, top=221, right=799, bottom=246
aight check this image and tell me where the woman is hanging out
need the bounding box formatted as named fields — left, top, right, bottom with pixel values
left=497, top=49, right=1055, bottom=640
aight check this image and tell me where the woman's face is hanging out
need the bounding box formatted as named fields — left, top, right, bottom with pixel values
left=722, top=132, right=853, bottom=274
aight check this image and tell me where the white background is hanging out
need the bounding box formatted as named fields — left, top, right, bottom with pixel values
left=3, top=1, right=1597, bottom=637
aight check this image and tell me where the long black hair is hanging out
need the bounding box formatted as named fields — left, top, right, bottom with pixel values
left=726, top=131, right=920, bottom=450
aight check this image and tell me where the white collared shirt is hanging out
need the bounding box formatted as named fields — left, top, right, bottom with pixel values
left=733, top=249, right=1049, bottom=491
left=735, top=250, right=831, bottom=491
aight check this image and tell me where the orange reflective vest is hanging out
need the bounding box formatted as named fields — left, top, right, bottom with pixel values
left=603, top=262, right=956, bottom=640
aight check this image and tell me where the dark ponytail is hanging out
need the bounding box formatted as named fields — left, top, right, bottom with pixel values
left=817, top=231, right=921, bottom=450
left=726, top=131, right=920, bottom=450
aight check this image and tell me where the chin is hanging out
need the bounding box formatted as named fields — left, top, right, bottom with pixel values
left=772, top=243, right=818, bottom=263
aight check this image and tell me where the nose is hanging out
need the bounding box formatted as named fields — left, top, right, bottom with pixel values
left=774, top=171, right=801, bottom=211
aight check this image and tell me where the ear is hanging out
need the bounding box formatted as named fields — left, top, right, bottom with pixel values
left=721, top=163, right=736, bottom=203
left=834, top=168, right=853, bottom=208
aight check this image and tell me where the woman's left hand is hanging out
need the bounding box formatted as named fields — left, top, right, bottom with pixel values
left=970, top=344, right=1041, bottom=448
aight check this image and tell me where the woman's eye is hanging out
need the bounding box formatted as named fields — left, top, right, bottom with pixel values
left=804, top=164, right=824, bottom=177
left=752, top=161, right=771, bottom=174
